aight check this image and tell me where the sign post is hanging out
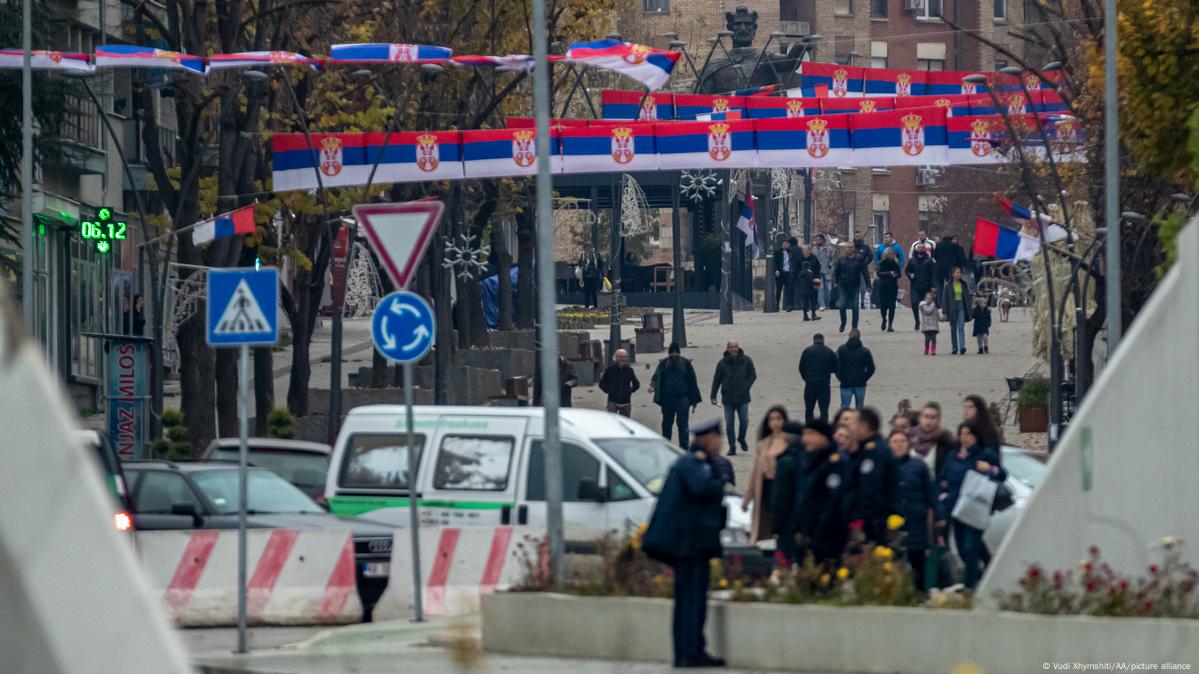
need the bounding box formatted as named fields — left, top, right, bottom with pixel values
left=356, top=199, right=443, bottom=622
left=206, top=267, right=279, bottom=654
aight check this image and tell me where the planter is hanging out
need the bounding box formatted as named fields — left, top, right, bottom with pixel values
left=1018, top=403, right=1049, bottom=432
left=482, top=592, right=1199, bottom=674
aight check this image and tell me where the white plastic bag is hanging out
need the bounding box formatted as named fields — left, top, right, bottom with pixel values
left=952, top=470, right=997, bottom=530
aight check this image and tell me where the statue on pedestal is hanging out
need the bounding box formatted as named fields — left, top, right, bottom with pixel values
left=696, top=5, right=806, bottom=94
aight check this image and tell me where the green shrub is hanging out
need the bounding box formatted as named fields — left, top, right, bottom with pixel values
left=1017, top=376, right=1050, bottom=407
left=266, top=407, right=295, bottom=439
left=151, top=410, right=192, bottom=460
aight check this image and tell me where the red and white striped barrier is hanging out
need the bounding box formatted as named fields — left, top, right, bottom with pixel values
left=137, top=529, right=362, bottom=626
left=373, top=525, right=531, bottom=619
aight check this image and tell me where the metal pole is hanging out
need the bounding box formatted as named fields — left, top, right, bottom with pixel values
left=532, top=0, right=564, bottom=586
left=803, top=169, right=813, bottom=243
left=1103, top=0, right=1121, bottom=353
left=671, top=173, right=687, bottom=348
left=403, top=363, right=424, bottom=621
left=236, top=344, right=249, bottom=653
left=608, top=175, right=623, bottom=360
left=21, top=0, right=33, bottom=333
left=719, top=172, right=733, bottom=325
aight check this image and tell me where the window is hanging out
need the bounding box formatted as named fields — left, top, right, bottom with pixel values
left=919, top=0, right=943, bottom=19
left=211, top=448, right=330, bottom=494
left=917, top=58, right=946, bottom=71
left=339, top=433, right=426, bottom=490
left=70, top=238, right=106, bottom=381
left=835, top=0, right=853, bottom=15
left=870, top=56, right=887, bottom=69
left=192, top=469, right=323, bottom=515
left=994, top=0, right=1006, bottom=19
left=918, top=195, right=946, bottom=233
left=131, top=471, right=204, bottom=514
left=526, top=442, right=601, bottom=502
left=644, top=0, right=668, bottom=12
left=594, top=438, right=682, bottom=495
left=871, top=0, right=887, bottom=17
left=433, top=435, right=514, bottom=491
left=872, top=212, right=889, bottom=246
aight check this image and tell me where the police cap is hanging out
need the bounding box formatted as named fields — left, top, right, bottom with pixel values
left=804, top=419, right=835, bottom=441
left=692, top=418, right=722, bottom=437
left=781, top=421, right=805, bottom=436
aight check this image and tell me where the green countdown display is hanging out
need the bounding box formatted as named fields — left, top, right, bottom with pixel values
left=80, top=207, right=127, bottom=254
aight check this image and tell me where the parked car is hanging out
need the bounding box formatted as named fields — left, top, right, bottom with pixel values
left=202, top=438, right=331, bottom=502
left=123, top=460, right=393, bottom=617
left=74, top=430, right=134, bottom=534
left=323, top=406, right=753, bottom=549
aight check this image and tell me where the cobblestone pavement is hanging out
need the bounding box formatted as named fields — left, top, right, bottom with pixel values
left=574, top=305, right=1040, bottom=486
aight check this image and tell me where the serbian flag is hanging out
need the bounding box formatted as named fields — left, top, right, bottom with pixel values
left=600, top=89, right=674, bottom=120
left=560, top=124, right=657, bottom=174
left=785, top=85, right=829, bottom=98
left=754, top=116, right=852, bottom=168
left=271, top=131, right=464, bottom=192
left=328, top=43, right=452, bottom=63
left=850, top=108, right=948, bottom=166
left=995, top=195, right=1070, bottom=242
left=505, top=117, right=588, bottom=129
left=947, top=115, right=1008, bottom=165
left=673, top=93, right=746, bottom=120
left=746, top=96, right=822, bottom=119
left=974, top=218, right=1039, bottom=261
left=563, top=40, right=679, bottom=90
left=94, top=45, right=206, bottom=74
left=193, top=205, right=256, bottom=245
left=696, top=110, right=743, bottom=121
left=797, top=62, right=864, bottom=97
left=727, top=84, right=778, bottom=97
left=924, top=70, right=987, bottom=96
left=736, top=194, right=760, bottom=258
left=821, top=96, right=893, bottom=115
left=450, top=54, right=534, bottom=71
left=461, top=127, right=561, bottom=179
left=0, top=49, right=93, bottom=73
left=862, top=68, right=925, bottom=97
left=654, top=120, right=757, bottom=170
left=206, top=51, right=316, bottom=70
left=893, top=94, right=974, bottom=117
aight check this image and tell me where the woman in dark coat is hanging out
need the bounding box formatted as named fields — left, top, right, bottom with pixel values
left=936, top=422, right=1007, bottom=590
left=890, top=429, right=934, bottom=592
left=875, top=248, right=901, bottom=332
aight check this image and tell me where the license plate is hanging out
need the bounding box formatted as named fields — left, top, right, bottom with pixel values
left=363, top=562, right=390, bottom=578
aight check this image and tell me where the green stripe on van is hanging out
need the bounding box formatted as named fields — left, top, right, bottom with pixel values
left=329, top=495, right=509, bottom=516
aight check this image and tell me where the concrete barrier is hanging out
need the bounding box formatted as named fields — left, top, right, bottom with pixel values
left=374, top=526, right=532, bottom=620
left=137, top=529, right=362, bottom=626
left=482, top=593, right=1199, bottom=673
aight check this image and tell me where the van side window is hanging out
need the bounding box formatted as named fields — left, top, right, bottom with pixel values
left=339, top=434, right=425, bottom=490
left=433, top=435, right=514, bottom=491
left=526, top=442, right=600, bottom=502
left=132, top=471, right=203, bottom=514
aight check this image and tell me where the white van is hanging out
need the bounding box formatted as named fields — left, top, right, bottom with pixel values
left=324, top=405, right=752, bottom=547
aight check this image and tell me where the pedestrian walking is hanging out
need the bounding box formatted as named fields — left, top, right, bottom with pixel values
left=971, top=296, right=992, bottom=354
left=710, top=341, right=757, bottom=455
left=907, top=229, right=937, bottom=258
left=811, top=234, right=837, bottom=309
left=649, top=343, right=703, bottom=446
left=833, top=244, right=870, bottom=332
left=936, top=422, right=1007, bottom=589
left=940, top=267, right=974, bottom=355
left=962, top=394, right=1003, bottom=452
left=875, top=248, right=901, bottom=332
left=905, top=245, right=937, bottom=331
left=796, top=260, right=820, bottom=321
left=798, top=333, right=838, bottom=422
left=911, top=402, right=954, bottom=476
left=835, top=329, right=875, bottom=410
left=934, top=235, right=968, bottom=287
left=918, top=291, right=940, bottom=356
left=641, top=419, right=731, bottom=669
left=598, top=348, right=639, bottom=417
left=578, top=242, right=603, bottom=309
left=890, top=429, right=935, bottom=592
left=743, top=406, right=790, bottom=543
left=772, top=238, right=794, bottom=311
left=843, top=408, right=899, bottom=545
left=773, top=419, right=844, bottom=565
left=533, top=356, right=578, bottom=407
left=873, top=231, right=906, bottom=269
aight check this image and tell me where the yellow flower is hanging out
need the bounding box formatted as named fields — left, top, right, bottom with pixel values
left=883, top=562, right=894, bottom=573
left=836, top=567, right=850, bottom=580
left=819, top=573, right=831, bottom=586
left=887, top=514, right=906, bottom=530
left=653, top=574, right=664, bottom=584
left=874, top=546, right=894, bottom=559
left=950, top=665, right=983, bottom=674
left=719, top=578, right=730, bottom=588
left=733, top=580, right=744, bottom=591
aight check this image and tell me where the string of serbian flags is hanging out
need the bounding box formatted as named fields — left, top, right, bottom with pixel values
left=0, top=39, right=680, bottom=90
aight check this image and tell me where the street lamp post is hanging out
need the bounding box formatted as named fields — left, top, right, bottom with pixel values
left=20, top=0, right=32, bottom=332
left=1103, top=0, right=1121, bottom=354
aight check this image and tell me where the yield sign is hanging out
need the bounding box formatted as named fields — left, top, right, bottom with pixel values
left=353, top=200, right=445, bottom=289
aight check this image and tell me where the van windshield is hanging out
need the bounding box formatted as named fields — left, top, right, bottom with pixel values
left=593, top=438, right=683, bottom=495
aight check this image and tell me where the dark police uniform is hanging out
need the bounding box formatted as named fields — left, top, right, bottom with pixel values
left=641, top=419, right=730, bottom=668
left=842, top=436, right=899, bottom=545
left=793, top=448, right=850, bottom=564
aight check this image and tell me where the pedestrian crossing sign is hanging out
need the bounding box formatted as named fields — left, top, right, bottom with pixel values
left=206, top=267, right=279, bottom=347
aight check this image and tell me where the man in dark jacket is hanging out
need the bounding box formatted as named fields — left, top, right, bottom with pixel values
left=793, top=243, right=822, bottom=319
left=890, top=427, right=935, bottom=591
left=772, top=238, right=794, bottom=311
left=533, top=356, right=578, bottom=407
left=798, top=333, right=838, bottom=423
left=578, top=242, right=603, bottom=308
left=933, top=235, right=967, bottom=287
left=834, top=329, right=875, bottom=410
left=773, top=419, right=844, bottom=564
left=598, top=348, right=639, bottom=417
left=649, top=342, right=703, bottom=446
left=833, top=245, right=871, bottom=332
left=709, top=341, right=757, bottom=455
left=904, top=245, right=937, bottom=331
left=641, top=419, right=731, bottom=669
left=843, top=408, right=899, bottom=546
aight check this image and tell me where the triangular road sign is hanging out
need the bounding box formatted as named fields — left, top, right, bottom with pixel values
left=214, top=279, right=271, bottom=335
left=353, top=201, right=445, bottom=290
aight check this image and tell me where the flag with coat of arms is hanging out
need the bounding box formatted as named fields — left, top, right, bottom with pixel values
left=734, top=175, right=760, bottom=259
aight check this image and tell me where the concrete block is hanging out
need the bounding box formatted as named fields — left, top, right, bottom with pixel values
left=634, top=328, right=664, bottom=354
left=557, top=332, right=589, bottom=360
left=566, top=358, right=595, bottom=387
left=461, top=348, right=536, bottom=381
left=487, top=330, right=537, bottom=351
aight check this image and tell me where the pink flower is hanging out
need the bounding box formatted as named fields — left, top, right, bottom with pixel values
left=849, top=520, right=865, bottom=532
left=1028, top=565, right=1042, bottom=580
left=1144, top=600, right=1154, bottom=613
left=1053, top=571, right=1064, bottom=587
left=1085, top=579, right=1098, bottom=592
left=1149, top=564, right=1160, bottom=576
left=1088, top=545, right=1100, bottom=557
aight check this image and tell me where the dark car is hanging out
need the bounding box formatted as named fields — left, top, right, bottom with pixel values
left=75, top=430, right=134, bottom=534
left=202, top=438, right=331, bottom=502
left=123, top=460, right=393, bottom=618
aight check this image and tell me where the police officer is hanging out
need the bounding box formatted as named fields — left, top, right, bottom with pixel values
left=842, top=407, right=899, bottom=545
left=768, top=421, right=807, bottom=563
left=641, top=419, right=731, bottom=669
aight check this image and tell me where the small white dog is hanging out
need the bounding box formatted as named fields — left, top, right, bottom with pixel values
left=997, top=286, right=1013, bottom=322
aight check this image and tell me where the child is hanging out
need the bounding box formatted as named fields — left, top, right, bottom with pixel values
left=972, top=296, right=993, bottom=354
left=918, top=291, right=940, bottom=356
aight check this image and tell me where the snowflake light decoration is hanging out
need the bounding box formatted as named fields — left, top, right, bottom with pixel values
left=442, top=233, right=489, bottom=282
left=344, top=242, right=383, bottom=319
left=679, top=169, right=721, bottom=203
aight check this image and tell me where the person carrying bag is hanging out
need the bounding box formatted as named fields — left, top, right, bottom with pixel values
left=936, top=422, right=1006, bottom=590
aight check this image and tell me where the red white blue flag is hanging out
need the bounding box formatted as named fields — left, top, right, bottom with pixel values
left=947, top=115, right=1008, bottom=165
left=850, top=108, right=948, bottom=166
left=460, top=127, right=561, bottom=179
left=0, top=49, right=92, bottom=72
left=450, top=54, right=535, bottom=71
left=206, top=51, right=316, bottom=70
left=754, top=116, right=852, bottom=168
left=994, top=195, right=1069, bottom=242
left=673, top=93, right=747, bottom=121
left=973, top=217, right=1039, bottom=261
left=271, top=131, right=463, bottom=192
left=328, top=43, right=452, bottom=64
left=863, top=67, right=925, bottom=97
left=192, top=205, right=256, bottom=245
left=821, top=96, right=894, bottom=115
left=736, top=191, right=760, bottom=258
left=746, top=96, right=822, bottom=119
left=654, top=120, right=757, bottom=170
left=563, top=39, right=679, bottom=90
left=798, top=63, right=865, bottom=97
left=560, top=124, right=657, bottom=174
left=600, top=90, right=674, bottom=120
left=94, top=45, right=206, bottom=74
